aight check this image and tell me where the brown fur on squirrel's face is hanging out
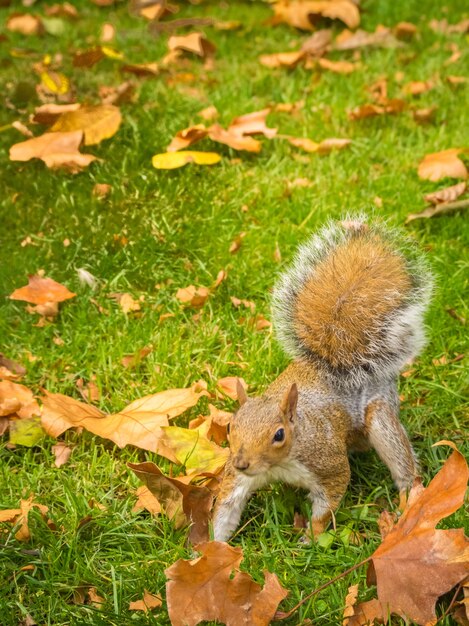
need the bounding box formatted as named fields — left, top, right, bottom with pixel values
left=227, top=383, right=298, bottom=477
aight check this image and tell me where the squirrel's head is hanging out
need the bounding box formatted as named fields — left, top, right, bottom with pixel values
left=227, top=380, right=298, bottom=476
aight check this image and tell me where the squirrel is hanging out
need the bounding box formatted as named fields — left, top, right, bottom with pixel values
left=212, top=216, right=433, bottom=542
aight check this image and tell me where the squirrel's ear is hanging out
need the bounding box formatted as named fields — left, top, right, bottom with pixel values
left=280, top=383, right=298, bottom=421
left=237, top=379, right=248, bottom=406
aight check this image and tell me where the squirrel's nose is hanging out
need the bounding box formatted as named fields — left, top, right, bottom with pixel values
left=234, top=459, right=250, bottom=471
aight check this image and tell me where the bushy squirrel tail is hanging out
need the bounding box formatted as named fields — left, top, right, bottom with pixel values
left=272, top=216, right=433, bottom=388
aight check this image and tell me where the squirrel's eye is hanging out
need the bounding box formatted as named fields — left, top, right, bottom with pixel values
left=273, top=428, right=285, bottom=443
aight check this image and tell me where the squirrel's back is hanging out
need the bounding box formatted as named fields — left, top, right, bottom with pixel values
left=272, top=217, right=433, bottom=388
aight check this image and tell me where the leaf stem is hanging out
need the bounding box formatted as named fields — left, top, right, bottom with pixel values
left=274, top=556, right=372, bottom=621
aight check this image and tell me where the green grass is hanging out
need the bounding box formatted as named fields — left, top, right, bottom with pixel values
left=0, top=0, right=468, bottom=624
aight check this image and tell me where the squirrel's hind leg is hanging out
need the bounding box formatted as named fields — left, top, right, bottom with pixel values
left=364, top=398, right=418, bottom=497
left=212, top=462, right=257, bottom=542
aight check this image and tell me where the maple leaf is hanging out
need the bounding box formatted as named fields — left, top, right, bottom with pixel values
left=9, top=131, right=97, bottom=172
left=165, top=542, right=288, bottom=626
left=418, top=149, right=468, bottom=182
left=159, top=426, right=229, bottom=474
left=9, top=276, right=76, bottom=308
left=129, top=461, right=214, bottom=543
left=50, top=105, right=122, bottom=146
left=41, top=382, right=208, bottom=453
left=350, top=443, right=469, bottom=625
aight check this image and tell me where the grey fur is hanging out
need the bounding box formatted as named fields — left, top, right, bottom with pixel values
left=272, top=215, right=434, bottom=388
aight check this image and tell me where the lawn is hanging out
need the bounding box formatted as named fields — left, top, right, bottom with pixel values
left=0, top=0, right=468, bottom=624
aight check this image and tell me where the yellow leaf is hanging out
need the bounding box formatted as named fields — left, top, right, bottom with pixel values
left=152, top=151, right=221, bottom=169
left=51, top=105, right=122, bottom=146
left=101, top=46, right=124, bottom=60
left=159, top=426, right=229, bottom=474
left=40, top=70, right=70, bottom=95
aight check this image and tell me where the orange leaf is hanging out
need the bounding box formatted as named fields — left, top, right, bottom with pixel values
left=364, top=444, right=469, bottom=624
left=50, top=105, right=122, bottom=146
left=318, top=57, right=358, bottom=74
left=167, top=125, right=208, bottom=152
left=9, top=131, right=96, bottom=172
left=217, top=377, right=247, bottom=401
left=129, top=589, right=162, bottom=613
left=0, top=381, right=39, bottom=419
left=168, top=32, right=216, bottom=58
left=51, top=442, right=72, bottom=468
left=424, top=181, right=467, bottom=205
left=259, top=51, right=305, bottom=69
left=129, top=461, right=214, bottom=543
left=9, top=275, right=76, bottom=305
left=41, top=383, right=208, bottom=452
left=272, top=0, right=360, bottom=30
left=165, top=542, right=288, bottom=626
left=7, top=13, right=43, bottom=35
left=175, top=285, right=210, bottom=307
left=418, top=149, right=468, bottom=182
left=132, top=485, right=162, bottom=515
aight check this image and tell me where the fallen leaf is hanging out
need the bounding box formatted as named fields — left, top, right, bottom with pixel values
left=318, top=57, right=358, bottom=74
left=39, top=70, right=70, bottom=96
left=152, top=151, right=221, bottom=169
left=213, top=269, right=227, bottom=289
left=354, top=444, right=469, bottom=625
left=229, top=232, right=246, bottom=254
left=447, top=75, right=468, bottom=86
left=0, top=380, right=39, bottom=419
left=272, top=0, right=360, bottom=30
left=159, top=426, right=229, bottom=474
left=32, top=103, right=82, bottom=125
left=50, top=104, right=122, bottom=146
left=9, top=416, right=44, bottom=447
left=229, top=109, right=277, bottom=139
left=51, top=441, right=72, bottom=467
left=428, top=18, right=469, bottom=35
left=424, top=182, right=467, bottom=205
left=1, top=495, right=49, bottom=542
left=132, top=485, right=162, bottom=515
left=403, top=80, right=434, bottom=96
left=118, top=293, right=141, bottom=314
left=45, top=3, right=79, bottom=19
left=301, top=29, right=333, bottom=55
left=348, top=99, right=406, bottom=120
left=0, top=354, right=26, bottom=380
left=413, top=106, right=437, bottom=124
left=93, top=183, right=112, bottom=198
left=101, top=23, right=115, bottom=42
left=167, top=125, right=208, bottom=152
left=165, top=541, right=288, bottom=626
left=394, top=21, right=418, bottom=40
left=41, top=382, right=208, bottom=452
left=208, top=124, right=262, bottom=152
left=217, top=376, right=247, bottom=401
left=121, top=62, right=159, bottom=76
left=334, top=26, right=402, bottom=51
left=230, top=297, right=255, bottom=311
left=129, top=590, right=162, bottom=613
left=100, top=81, right=136, bottom=105
left=253, top=314, right=272, bottom=331
left=12, top=121, right=33, bottom=138
left=87, top=587, right=105, bottom=609
left=405, top=201, right=469, bottom=224
left=121, top=345, right=153, bottom=369
left=168, top=32, right=215, bottom=58
left=10, top=275, right=76, bottom=306
left=129, top=461, right=214, bottom=542
left=73, top=47, right=106, bottom=68
left=198, top=105, right=218, bottom=121
left=10, top=131, right=97, bottom=172
left=259, top=51, right=305, bottom=69
left=418, top=149, right=468, bottom=182
left=343, top=584, right=359, bottom=625
left=7, top=13, right=43, bottom=35
left=76, top=377, right=100, bottom=403
left=175, top=285, right=210, bottom=307
left=377, top=509, right=398, bottom=539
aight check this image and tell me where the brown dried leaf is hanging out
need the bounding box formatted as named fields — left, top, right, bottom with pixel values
left=9, top=275, right=76, bottom=305
left=10, top=131, right=97, bottom=172
left=129, top=590, right=162, bottom=613
left=41, top=382, right=208, bottom=453
left=198, top=105, right=218, bottom=121
left=403, top=80, right=434, bottom=96
left=100, top=81, right=136, bottom=105
left=7, top=13, right=43, bottom=35
left=50, top=104, right=122, bottom=146
left=51, top=442, right=72, bottom=467
left=121, top=345, right=153, bottom=369
left=418, top=149, right=468, bottom=182
left=217, top=377, right=247, bottom=401
left=93, top=183, right=112, bottom=198
left=318, top=57, right=358, bottom=74
left=405, top=201, right=469, bottom=224
left=0, top=354, right=26, bottom=380
left=121, top=62, right=159, bottom=76
left=394, top=21, right=418, bottom=40
left=168, top=32, right=215, bottom=58
left=76, top=378, right=100, bottom=403
left=73, top=47, right=105, bottom=68
left=0, top=380, right=39, bottom=419
left=230, top=297, right=255, bottom=311
left=45, top=3, right=79, bottom=19
left=132, top=485, right=162, bottom=515
left=348, top=99, right=406, bottom=120
left=361, top=444, right=469, bottom=625
left=377, top=509, right=398, bottom=540
left=208, top=124, right=261, bottom=152
left=87, top=587, right=105, bottom=609
left=335, top=26, right=402, bottom=51
left=343, top=584, right=359, bottom=625
left=413, top=106, right=437, bottom=124
left=167, top=124, right=208, bottom=152
left=176, top=285, right=210, bottom=308
left=259, top=51, right=305, bottom=69
left=101, top=23, right=115, bottom=42
left=165, top=542, right=288, bottom=626
left=32, top=103, right=81, bottom=125
left=118, top=293, right=141, bottom=314
left=129, top=462, right=214, bottom=543
left=2, top=496, right=49, bottom=542
left=272, top=0, right=360, bottom=31
left=424, top=182, right=467, bottom=205
left=229, top=109, right=277, bottom=139
left=301, top=29, right=333, bottom=55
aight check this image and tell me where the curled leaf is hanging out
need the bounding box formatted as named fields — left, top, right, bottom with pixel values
left=152, top=151, right=221, bottom=169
